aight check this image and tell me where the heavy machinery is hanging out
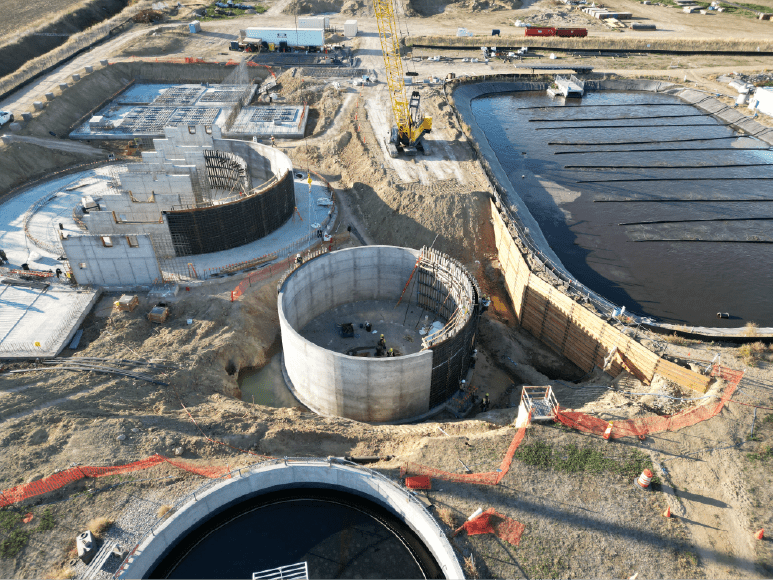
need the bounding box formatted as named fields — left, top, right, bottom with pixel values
left=374, top=0, right=432, bottom=156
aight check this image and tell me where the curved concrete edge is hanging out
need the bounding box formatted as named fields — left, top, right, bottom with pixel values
left=118, top=460, right=465, bottom=580
left=450, top=75, right=766, bottom=335
left=279, top=351, right=451, bottom=425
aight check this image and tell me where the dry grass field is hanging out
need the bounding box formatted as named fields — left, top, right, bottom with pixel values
left=0, top=0, right=126, bottom=49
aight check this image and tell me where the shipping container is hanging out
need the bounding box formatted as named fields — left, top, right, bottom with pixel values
left=525, top=27, right=556, bottom=36
left=555, top=27, right=587, bottom=37
left=244, top=27, right=325, bottom=47
left=344, top=19, right=358, bottom=37
left=298, top=16, right=330, bottom=29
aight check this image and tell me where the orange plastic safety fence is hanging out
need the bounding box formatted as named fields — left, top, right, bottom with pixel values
left=455, top=508, right=525, bottom=546
left=401, top=422, right=528, bottom=486
left=554, top=365, right=744, bottom=440
left=231, top=256, right=293, bottom=301
left=405, top=476, right=431, bottom=490
left=0, top=454, right=231, bottom=508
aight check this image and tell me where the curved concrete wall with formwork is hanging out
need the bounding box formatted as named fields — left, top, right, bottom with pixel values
left=117, top=460, right=464, bottom=579
left=159, top=129, right=296, bottom=256
left=278, top=246, right=480, bottom=423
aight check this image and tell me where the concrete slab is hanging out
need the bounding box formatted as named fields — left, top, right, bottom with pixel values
left=67, top=83, right=306, bottom=140
left=299, top=299, right=441, bottom=357
left=0, top=283, right=100, bottom=359
left=0, top=163, right=333, bottom=287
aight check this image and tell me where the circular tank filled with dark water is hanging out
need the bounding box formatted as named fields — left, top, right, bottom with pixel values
left=150, top=489, right=441, bottom=579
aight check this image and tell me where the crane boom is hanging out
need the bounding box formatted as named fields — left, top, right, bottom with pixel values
left=373, top=0, right=431, bottom=155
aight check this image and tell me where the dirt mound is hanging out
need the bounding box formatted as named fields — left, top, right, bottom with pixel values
left=406, top=0, right=521, bottom=17
left=118, top=29, right=188, bottom=57
left=132, top=8, right=164, bottom=23
left=283, top=0, right=343, bottom=15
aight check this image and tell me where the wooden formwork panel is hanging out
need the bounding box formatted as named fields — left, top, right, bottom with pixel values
left=655, top=359, right=711, bottom=393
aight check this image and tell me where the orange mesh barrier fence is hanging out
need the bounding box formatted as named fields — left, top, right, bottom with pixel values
left=454, top=509, right=525, bottom=546
left=0, top=454, right=231, bottom=508
left=554, top=365, right=744, bottom=440
left=401, top=421, right=528, bottom=486
left=231, top=256, right=293, bottom=301
left=405, top=476, right=431, bottom=490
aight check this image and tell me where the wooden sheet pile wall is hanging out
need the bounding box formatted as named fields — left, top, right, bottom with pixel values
left=491, top=200, right=710, bottom=393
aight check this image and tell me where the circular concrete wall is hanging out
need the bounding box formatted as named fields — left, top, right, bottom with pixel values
left=278, top=246, right=480, bottom=423
left=164, top=139, right=295, bottom=257
left=117, top=460, right=464, bottom=579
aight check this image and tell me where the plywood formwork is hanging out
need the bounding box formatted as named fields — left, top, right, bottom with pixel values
left=491, top=199, right=710, bottom=393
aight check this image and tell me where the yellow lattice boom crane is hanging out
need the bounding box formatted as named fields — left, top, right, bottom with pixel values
left=374, top=0, right=432, bottom=156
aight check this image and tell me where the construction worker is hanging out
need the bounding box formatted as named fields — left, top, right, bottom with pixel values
left=481, top=393, right=490, bottom=412
left=55, top=268, right=62, bottom=279
left=270, top=135, right=276, bottom=147
left=376, top=334, right=386, bottom=356
left=387, top=348, right=395, bottom=357
left=470, top=349, right=478, bottom=369
left=295, top=253, right=303, bottom=265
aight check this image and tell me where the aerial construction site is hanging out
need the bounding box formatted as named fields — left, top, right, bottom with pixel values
left=1, top=0, right=773, bottom=577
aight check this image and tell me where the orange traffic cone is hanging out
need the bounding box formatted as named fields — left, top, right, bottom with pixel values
left=662, top=507, right=671, bottom=518
left=603, top=421, right=613, bottom=440
left=755, top=529, right=764, bottom=540
left=636, top=469, right=653, bottom=490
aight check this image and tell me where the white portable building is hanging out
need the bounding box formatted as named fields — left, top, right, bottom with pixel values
left=298, top=16, right=330, bottom=29
left=344, top=20, right=358, bottom=37
left=244, top=27, right=325, bottom=47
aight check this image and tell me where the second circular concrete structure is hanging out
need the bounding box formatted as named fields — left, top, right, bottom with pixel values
left=278, top=246, right=481, bottom=423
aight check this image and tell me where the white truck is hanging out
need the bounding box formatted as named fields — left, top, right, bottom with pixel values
left=0, top=111, right=13, bottom=127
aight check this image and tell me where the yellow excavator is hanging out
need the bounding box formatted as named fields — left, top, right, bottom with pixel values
left=374, top=0, right=432, bottom=157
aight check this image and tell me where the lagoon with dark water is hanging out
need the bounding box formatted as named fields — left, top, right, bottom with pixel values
left=469, top=90, right=773, bottom=327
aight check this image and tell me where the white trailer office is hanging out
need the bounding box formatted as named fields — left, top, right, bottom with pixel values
left=244, top=27, right=325, bottom=47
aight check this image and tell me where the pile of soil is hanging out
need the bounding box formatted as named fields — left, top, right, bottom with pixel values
left=405, top=0, right=522, bottom=17
left=283, top=0, right=343, bottom=14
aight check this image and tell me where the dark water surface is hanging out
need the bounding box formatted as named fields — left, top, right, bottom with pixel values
left=470, top=90, right=773, bottom=327
left=153, top=490, right=437, bottom=579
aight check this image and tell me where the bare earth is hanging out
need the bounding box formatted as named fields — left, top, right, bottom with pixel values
left=0, top=0, right=772, bottom=578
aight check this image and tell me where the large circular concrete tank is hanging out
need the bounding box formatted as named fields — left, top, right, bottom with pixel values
left=278, top=246, right=480, bottom=423
left=116, top=459, right=465, bottom=579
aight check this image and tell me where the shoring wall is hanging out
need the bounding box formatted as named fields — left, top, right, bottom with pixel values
left=491, top=200, right=710, bottom=392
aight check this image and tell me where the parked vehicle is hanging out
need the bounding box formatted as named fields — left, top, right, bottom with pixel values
left=0, top=111, right=13, bottom=127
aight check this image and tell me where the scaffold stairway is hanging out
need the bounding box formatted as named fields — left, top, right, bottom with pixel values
left=521, top=385, right=558, bottom=421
